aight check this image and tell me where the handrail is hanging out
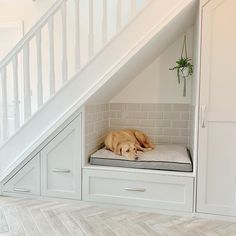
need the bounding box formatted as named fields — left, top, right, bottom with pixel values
left=0, top=0, right=149, bottom=145
left=0, top=0, right=65, bottom=68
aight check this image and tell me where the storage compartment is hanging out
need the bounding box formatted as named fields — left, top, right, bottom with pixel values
left=2, top=154, right=40, bottom=196
left=83, top=169, right=194, bottom=212
left=197, top=0, right=236, bottom=217
left=41, top=114, right=82, bottom=199
left=82, top=24, right=199, bottom=212
left=84, top=27, right=198, bottom=170
left=2, top=113, right=82, bottom=199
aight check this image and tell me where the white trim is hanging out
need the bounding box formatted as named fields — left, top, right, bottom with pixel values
left=83, top=165, right=195, bottom=178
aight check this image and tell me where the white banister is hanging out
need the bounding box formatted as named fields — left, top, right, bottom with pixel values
left=0, top=0, right=65, bottom=68
left=61, top=1, right=68, bottom=84
left=48, top=16, right=55, bottom=96
left=116, top=0, right=122, bottom=32
left=1, top=67, right=8, bottom=140
left=12, top=56, right=20, bottom=130
left=36, top=30, right=43, bottom=108
left=75, top=0, right=80, bottom=71
left=0, top=0, right=149, bottom=145
left=102, top=0, right=108, bottom=45
left=88, top=0, right=94, bottom=58
left=131, top=0, right=136, bottom=17
left=23, top=43, right=31, bottom=121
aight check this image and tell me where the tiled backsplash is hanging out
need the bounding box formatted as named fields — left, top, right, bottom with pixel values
left=85, top=103, right=192, bottom=158
left=85, top=104, right=109, bottom=160
left=109, top=103, right=191, bottom=146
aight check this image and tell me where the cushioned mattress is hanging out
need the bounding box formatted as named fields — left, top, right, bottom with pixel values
left=90, top=145, right=192, bottom=172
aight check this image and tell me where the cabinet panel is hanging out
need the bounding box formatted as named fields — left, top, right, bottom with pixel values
left=2, top=154, right=40, bottom=196
left=41, top=114, right=82, bottom=199
left=205, top=123, right=236, bottom=207
left=197, top=0, right=236, bottom=216
left=83, top=169, right=194, bottom=212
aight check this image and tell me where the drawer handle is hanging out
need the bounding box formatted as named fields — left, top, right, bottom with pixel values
left=125, top=187, right=146, bottom=192
left=14, top=188, right=31, bottom=193
left=52, top=168, right=71, bottom=173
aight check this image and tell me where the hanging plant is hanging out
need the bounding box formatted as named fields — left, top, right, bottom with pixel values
left=169, top=35, right=193, bottom=96
left=170, top=57, right=193, bottom=83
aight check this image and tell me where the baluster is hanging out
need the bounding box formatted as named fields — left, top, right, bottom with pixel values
left=61, top=1, right=68, bottom=83
left=102, top=0, right=108, bottom=45
left=23, top=43, right=31, bottom=121
left=116, top=0, right=122, bottom=32
left=1, top=67, right=8, bottom=140
left=88, top=0, right=94, bottom=58
left=75, top=0, right=81, bottom=71
left=131, top=0, right=136, bottom=18
left=48, top=16, right=55, bottom=96
left=36, top=30, right=43, bottom=108
left=12, top=56, right=20, bottom=130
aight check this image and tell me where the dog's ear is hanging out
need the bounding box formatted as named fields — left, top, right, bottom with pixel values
left=134, top=131, right=145, bottom=143
left=134, top=131, right=154, bottom=149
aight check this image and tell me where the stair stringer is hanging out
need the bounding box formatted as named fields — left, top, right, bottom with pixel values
left=0, top=0, right=197, bottom=181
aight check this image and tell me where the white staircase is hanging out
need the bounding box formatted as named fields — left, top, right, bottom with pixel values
left=0, top=0, right=149, bottom=144
left=0, top=0, right=196, bottom=180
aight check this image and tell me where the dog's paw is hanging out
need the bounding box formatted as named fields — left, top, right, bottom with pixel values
left=143, top=148, right=152, bottom=152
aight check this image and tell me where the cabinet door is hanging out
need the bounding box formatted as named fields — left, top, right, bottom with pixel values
left=41, top=114, right=82, bottom=199
left=2, top=154, right=40, bottom=196
left=197, top=0, right=236, bottom=216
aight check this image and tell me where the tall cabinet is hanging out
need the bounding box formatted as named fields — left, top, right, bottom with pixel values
left=197, top=0, right=236, bottom=216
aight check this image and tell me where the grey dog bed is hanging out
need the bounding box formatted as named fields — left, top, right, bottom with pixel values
left=90, top=145, right=192, bottom=172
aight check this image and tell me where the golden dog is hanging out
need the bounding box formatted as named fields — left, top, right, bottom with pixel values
left=104, top=129, right=154, bottom=160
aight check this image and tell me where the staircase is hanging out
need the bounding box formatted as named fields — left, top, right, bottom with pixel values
left=0, top=0, right=196, bottom=180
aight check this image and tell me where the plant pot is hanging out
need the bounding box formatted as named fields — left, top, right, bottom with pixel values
left=181, top=67, right=190, bottom=78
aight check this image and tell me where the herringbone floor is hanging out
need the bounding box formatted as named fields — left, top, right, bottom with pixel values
left=0, top=196, right=236, bottom=236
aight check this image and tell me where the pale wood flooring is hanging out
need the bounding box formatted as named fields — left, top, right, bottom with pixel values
left=0, top=196, right=235, bottom=236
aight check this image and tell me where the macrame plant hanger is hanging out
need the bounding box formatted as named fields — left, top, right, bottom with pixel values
left=181, top=34, right=188, bottom=97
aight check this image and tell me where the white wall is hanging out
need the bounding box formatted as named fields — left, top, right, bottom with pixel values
left=0, top=0, right=55, bottom=34
left=0, top=22, right=23, bottom=60
left=110, top=27, right=194, bottom=104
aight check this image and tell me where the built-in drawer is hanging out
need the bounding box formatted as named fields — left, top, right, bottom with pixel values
left=41, top=114, right=82, bottom=199
left=2, top=154, right=40, bottom=196
left=83, top=169, right=194, bottom=212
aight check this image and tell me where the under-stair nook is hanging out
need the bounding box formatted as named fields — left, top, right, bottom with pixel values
left=1, top=0, right=236, bottom=222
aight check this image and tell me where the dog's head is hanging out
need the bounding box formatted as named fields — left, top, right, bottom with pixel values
left=118, top=142, right=138, bottom=160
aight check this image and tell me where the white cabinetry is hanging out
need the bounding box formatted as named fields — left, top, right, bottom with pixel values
left=83, top=168, right=194, bottom=212
left=197, top=0, right=236, bottom=217
left=2, top=154, right=40, bottom=196
left=41, top=114, right=82, bottom=199
left=2, top=114, right=82, bottom=200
